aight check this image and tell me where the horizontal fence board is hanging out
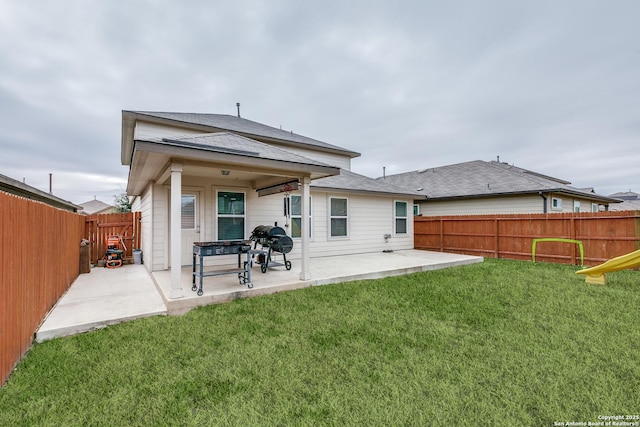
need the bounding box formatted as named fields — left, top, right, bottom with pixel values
left=415, top=211, right=640, bottom=265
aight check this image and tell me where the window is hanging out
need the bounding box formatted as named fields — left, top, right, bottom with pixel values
left=591, top=203, right=599, bottom=212
left=413, top=204, right=420, bottom=216
left=290, top=195, right=312, bottom=238
left=217, top=191, right=245, bottom=240
left=573, top=200, right=580, bottom=213
left=395, top=201, right=408, bottom=234
left=552, top=197, right=562, bottom=211
left=181, top=195, right=196, bottom=229
left=330, top=197, right=348, bottom=237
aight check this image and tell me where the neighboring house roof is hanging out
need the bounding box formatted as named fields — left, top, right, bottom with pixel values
left=608, top=191, right=640, bottom=211
left=122, top=110, right=361, bottom=165
left=78, top=198, right=116, bottom=215
left=312, top=169, right=425, bottom=197
left=380, top=160, right=619, bottom=204
left=0, top=173, right=81, bottom=212
left=608, top=191, right=640, bottom=201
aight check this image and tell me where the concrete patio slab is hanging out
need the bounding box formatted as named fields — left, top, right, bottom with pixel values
left=35, top=250, right=482, bottom=342
left=36, top=264, right=167, bottom=342
left=152, top=250, right=483, bottom=314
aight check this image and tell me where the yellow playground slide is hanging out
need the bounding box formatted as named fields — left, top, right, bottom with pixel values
left=576, top=248, right=640, bottom=284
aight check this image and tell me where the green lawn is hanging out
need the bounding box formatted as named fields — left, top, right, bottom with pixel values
left=1, top=259, right=638, bottom=426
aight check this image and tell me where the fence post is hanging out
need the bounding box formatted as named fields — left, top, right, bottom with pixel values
left=635, top=211, right=640, bottom=251
left=494, top=218, right=499, bottom=258
left=570, top=215, right=576, bottom=265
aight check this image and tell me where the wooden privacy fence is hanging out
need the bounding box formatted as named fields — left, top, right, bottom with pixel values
left=415, top=211, right=640, bottom=265
left=84, top=212, right=141, bottom=265
left=1, top=191, right=85, bottom=386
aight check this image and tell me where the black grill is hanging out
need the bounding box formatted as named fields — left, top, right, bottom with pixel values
left=249, top=225, right=293, bottom=272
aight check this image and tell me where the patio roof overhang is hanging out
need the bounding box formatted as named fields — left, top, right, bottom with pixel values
left=126, top=139, right=340, bottom=196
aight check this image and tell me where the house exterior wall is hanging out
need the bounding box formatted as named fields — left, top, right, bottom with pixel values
left=134, top=121, right=202, bottom=140
left=135, top=185, right=154, bottom=272
left=418, top=195, right=545, bottom=216
left=152, top=183, right=168, bottom=271
left=264, top=143, right=352, bottom=170
left=142, top=175, right=414, bottom=271
left=417, top=194, right=606, bottom=216
left=547, top=193, right=605, bottom=213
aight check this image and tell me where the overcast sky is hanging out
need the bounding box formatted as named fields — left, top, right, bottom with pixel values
left=1, top=0, right=638, bottom=205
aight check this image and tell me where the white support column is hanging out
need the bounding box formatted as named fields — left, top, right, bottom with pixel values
left=170, top=163, right=183, bottom=299
left=299, top=176, right=312, bottom=281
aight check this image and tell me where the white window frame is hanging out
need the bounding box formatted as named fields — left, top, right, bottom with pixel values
left=181, top=194, right=197, bottom=230
left=591, top=203, right=599, bottom=212
left=290, top=194, right=312, bottom=239
left=573, top=200, right=580, bottom=213
left=413, top=204, right=420, bottom=216
left=551, top=197, right=563, bottom=211
left=329, top=196, right=349, bottom=238
left=216, top=190, right=246, bottom=240
left=394, top=200, right=408, bottom=235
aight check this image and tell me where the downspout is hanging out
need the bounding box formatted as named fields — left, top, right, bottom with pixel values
left=538, top=192, right=547, bottom=213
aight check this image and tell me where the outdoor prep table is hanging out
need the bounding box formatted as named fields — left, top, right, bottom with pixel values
left=192, top=240, right=260, bottom=296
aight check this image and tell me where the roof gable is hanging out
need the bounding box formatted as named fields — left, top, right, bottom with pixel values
left=78, top=199, right=116, bottom=215
left=141, top=132, right=336, bottom=168
left=122, top=111, right=360, bottom=166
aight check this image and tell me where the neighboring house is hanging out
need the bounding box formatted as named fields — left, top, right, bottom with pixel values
left=121, top=111, right=420, bottom=298
left=77, top=197, right=118, bottom=215
left=608, top=191, right=640, bottom=211
left=380, top=160, right=619, bottom=216
left=0, top=173, right=81, bottom=212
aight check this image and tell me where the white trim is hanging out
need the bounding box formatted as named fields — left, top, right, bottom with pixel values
left=300, top=176, right=312, bottom=280
left=169, top=163, right=183, bottom=298
left=290, top=194, right=313, bottom=240
left=215, top=189, right=247, bottom=240
left=551, top=197, right=562, bottom=211
left=328, top=196, right=349, bottom=239
left=394, top=200, right=408, bottom=235
left=181, top=194, right=197, bottom=230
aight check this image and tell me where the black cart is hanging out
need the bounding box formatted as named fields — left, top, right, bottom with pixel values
left=192, top=240, right=257, bottom=296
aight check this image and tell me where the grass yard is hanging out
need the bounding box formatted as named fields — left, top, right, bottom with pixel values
left=1, top=258, right=639, bottom=426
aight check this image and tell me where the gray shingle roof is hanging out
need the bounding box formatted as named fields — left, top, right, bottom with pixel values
left=141, top=132, right=336, bottom=168
left=312, top=169, right=424, bottom=197
left=77, top=199, right=115, bottom=215
left=380, top=160, right=617, bottom=203
left=608, top=191, right=640, bottom=211
left=0, top=173, right=81, bottom=212
left=127, top=111, right=360, bottom=158
left=608, top=191, right=640, bottom=201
